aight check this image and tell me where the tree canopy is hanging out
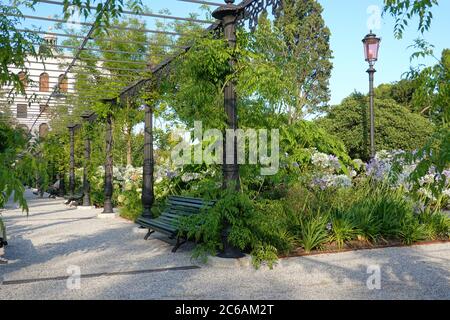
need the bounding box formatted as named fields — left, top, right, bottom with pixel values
left=317, top=93, right=434, bottom=160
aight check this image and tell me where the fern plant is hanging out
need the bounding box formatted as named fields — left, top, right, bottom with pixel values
left=178, top=189, right=293, bottom=268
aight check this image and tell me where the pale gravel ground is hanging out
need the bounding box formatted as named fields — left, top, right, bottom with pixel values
left=0, top=189, right=449, bottom=300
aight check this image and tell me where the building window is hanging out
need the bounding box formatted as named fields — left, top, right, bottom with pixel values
left=39, top=123, right=49, bottom=138
left=17, top=104, right=27, bottom=118
left=18, top=71, right=27, bottom=89
left=58, top=74, right=68, bottom=93
left=39, top=104, right=48, bottom=114
left=39, top=72, right=49, bottom=92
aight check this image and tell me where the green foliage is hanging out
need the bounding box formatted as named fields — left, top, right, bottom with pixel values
left=295, top=213, right=329, bottom=253
left=329, top=214, right=357, bottom=249
left=374, top=79, right=419, bottom=109
left=281, top=120, right=350, bottom=167
left=60, top=0, right=143, bottom=27
left=167, top=1, right=333, bottom=130
left=417, top=208, right=450, bottom=240
left=118, top=191, right=142, bottom=221
left=0, top=122, right=28, bottom=212
left=285, top=178, right=447, bottom=250
left=318, top=94, right=434, bottom=160
left=408, top=48, right=450, bottom=124
left=273, top=0, right=333, bottom=117
left=0, top=217, right=6, bottom=243
left=168, top=33, right=230, bottom=129
left=406, top=127, right=450, bottom=196
left=383, top=0, right=438, bottom=39
left=400, top=218, right=428, bottom=245
left=179, top=189, right=294, bottom=268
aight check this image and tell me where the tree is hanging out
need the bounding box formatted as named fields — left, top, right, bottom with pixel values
left=317, top=93, right=435, bottom=160
left=236, top=1, right=333, bottom=122
left=374, top=79, right=418, bottom=109
left=273, top=0, right=333, bottom=120
left=410, top=49, right=450, bottom=124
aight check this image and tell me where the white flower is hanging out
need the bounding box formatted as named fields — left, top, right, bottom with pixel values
left=419, top=174, right=435, bottom=186
left=124, top=182, right=133, bottom=191
left=311, top=152, right=329, bottom=168
left=181, top=172, right=201, bottom=182
left=332, top=174, right=352, bottom=188
left=117, top=194, right=125, bottom=203
left=352, top=159, right=364, bottom=170
left=418, top=187, right=435, bottom=200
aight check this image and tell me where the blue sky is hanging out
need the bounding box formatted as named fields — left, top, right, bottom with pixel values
left=19, top=0, right=450, bottom=105
left=318, top=0, right=450, bottom=104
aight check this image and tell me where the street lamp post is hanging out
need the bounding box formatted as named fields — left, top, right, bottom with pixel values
left=362, top=31, right=381, bottom=159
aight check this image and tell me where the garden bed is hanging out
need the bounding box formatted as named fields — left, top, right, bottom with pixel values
left=280, top=239, right=450, bottom=257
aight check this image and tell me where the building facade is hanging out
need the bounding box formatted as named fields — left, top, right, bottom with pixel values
left=0, top=34, right=75, bottom=137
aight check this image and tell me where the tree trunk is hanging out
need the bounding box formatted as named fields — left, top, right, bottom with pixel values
left=126, top=124, right=132, bottom=166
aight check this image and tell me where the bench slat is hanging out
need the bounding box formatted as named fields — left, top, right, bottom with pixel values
left=158, top=215, right=179, bottom=225
left=137, top=217, right=177, bottom=233
left=168, top=196, right=214, bottom=204
left=137, top=196, right=215, bottom=240
left=166, top=200, right=208, bottom=209
left=148, top=219, right=177, bottom=232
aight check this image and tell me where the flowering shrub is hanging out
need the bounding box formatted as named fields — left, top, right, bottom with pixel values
left=305, top=149, right=450, bottom=209
left=308, top=149, right=353, bottom=190
left=365, top=150, right=450, bottom=209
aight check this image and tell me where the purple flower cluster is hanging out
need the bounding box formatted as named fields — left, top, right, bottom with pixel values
left=365, top=157, right=392, bottom=181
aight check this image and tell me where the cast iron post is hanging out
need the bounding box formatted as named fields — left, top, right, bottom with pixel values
left=67, top=124, right=78, bottom=197
left=367, top=63, right=376, bottom=158
left=213, top=0, right=241, bottom=191
left=82, top=133, right=91, bottom=206
left=213, top=0, right=245, bottom=259
left=103, top=112, right=114, bottom=213
left=81, top=111, right=96, bottom=207
left=141, top=103, right=154, bottom=218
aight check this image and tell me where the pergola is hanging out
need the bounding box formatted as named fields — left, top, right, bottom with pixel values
left=1, top=0, right=282, bottom=217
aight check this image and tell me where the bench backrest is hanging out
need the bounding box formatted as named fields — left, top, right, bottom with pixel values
left=158, top=196, right=215, bottom=228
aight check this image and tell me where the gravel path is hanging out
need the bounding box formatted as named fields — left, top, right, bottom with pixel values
left=0, top=189, right=449, bottom=300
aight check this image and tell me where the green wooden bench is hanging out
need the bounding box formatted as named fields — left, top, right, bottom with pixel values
left=64, top=192, right=84, bottom=205
left=136, top=196, right=215, bottom=252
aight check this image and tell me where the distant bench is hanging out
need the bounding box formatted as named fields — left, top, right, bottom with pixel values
left=136, top=196, right=215, bottom=252
left=64, top=192, right=84, bottom=205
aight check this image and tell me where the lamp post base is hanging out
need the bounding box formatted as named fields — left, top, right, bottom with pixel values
left=217, top=248, right=246, bottom=259
left=217, top=225, right=245, bottom=259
